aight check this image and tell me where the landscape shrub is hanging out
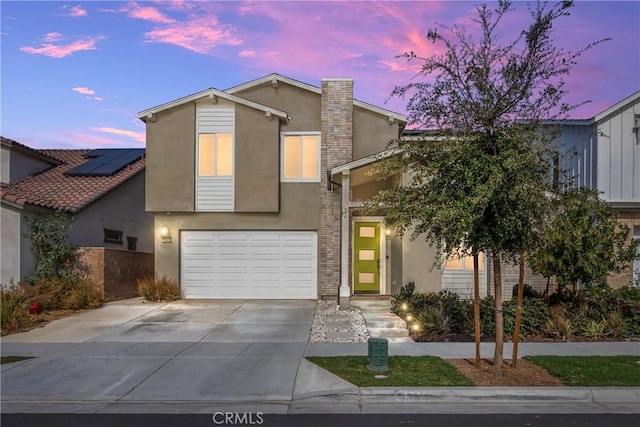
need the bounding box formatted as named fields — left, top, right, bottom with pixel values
left=391, top=281, right=639, bottom=340
left=31, top=276, right=102, bottom=311
left=502, top=297, right=548, bottom=338
left=415, top=304, right=451, bottom=341
left=0, top=285, right=35, bottom=335
left=544, top=306, right=573, bottom=340
left=583, top=320, right=605, bottom=338
left=511, top=283, right=540, bottom=299
left=391, top=282, right=415, bottom=314
left=137, top=275, right=181, bottom=302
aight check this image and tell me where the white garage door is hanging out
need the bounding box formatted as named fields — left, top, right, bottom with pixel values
left=180, top=231, right=317, bottom=299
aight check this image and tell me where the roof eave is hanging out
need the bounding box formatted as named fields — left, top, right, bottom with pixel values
left=594, top=90, right=640, bottom=122
left=138, top=88, right=289, bottom=122
left=226, top=74, right=408, bottom=123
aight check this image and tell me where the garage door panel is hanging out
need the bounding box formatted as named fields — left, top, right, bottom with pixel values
left=181, top=231, right=317, bottom=299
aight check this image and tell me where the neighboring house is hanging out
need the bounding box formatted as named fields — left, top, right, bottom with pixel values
left=549, top=90, right=640, bottom=287
left=140, top=73, right=486, bottom=304
left=1, top=137, right=154, bottom=297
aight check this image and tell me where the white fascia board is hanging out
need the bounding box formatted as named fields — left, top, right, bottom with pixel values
left=138, top=88, right=289, bottom=121
left=353, top=100, right=407, bottom=123
left=331, top=147, right=401, bottom=175
left=226, top=73, right=322, bottom=95
left=226, top=74, right=407, bottom=124
left=594, top=90, right=640, bottom=122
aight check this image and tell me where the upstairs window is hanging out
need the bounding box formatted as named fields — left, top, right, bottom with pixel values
left=198, top=133, right=233, bottom=177
left=281, top=133, right=320, bottom=182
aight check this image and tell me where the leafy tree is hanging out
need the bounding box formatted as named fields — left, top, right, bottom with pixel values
left=529, top=187, right=639, bottom=290
left=24, top=210, right=82, bottom=283
left=377, top=0, right=607, bottom=366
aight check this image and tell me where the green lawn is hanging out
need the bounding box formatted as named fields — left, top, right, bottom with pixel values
left=1, top=356, right=32, bottom=364
left=305, top=356, right=473, bottom=387
left=525, top=356, right=640, bottom=386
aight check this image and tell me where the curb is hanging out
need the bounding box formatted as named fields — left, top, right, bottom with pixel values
left=292, top=387, right=640, bottom=405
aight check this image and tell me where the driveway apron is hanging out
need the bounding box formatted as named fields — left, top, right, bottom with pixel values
left=1, top=299, right=315, bottom=406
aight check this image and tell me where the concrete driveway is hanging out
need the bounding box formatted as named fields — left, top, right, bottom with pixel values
left=1, top=298, right=321, bottom=413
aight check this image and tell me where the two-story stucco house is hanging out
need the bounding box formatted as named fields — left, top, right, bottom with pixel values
left=140, top=74, right=479, bottom=306
left=140, top=75, right=639, bottom=304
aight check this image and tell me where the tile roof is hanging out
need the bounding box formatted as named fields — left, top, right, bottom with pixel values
left=1, top=141, right=145, bottom=213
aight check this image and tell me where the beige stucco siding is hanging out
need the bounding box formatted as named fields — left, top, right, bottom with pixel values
left=154, top=183, right=321, bottom=282
left=1, top=145, right=10, bottom=183
left=233, top=83, right=321, bottom=132
left=353, top=106, right=401, bottom=160
left=402, top=236, right=442, bottom=294
left=145, top=102, right=196, bottom=212
left=234, top=103, right=280, bottom=212
left=1, top=204, right=21, bottom=284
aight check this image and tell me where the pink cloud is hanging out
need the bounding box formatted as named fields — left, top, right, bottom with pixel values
left=69, top=5, right=87, bottom=17
left=72, top=86, right=95, bottom=95
left=91, top=127, right=145, bottom=143
left=238, top=49, right=256, bottom=58
left=121, top=2, right=175, bottom=24
left=42, top=32, right=64, bottom=42
left=144, top=17, right=242, bottom=54
left=20, top=34, right=106, bottom=58
left=9, top=131, right=130, bottom=150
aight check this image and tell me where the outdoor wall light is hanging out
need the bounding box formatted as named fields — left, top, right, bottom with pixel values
left=160, top=224, right=171, bottom=243
left=385, top=228, right=392, bottom=237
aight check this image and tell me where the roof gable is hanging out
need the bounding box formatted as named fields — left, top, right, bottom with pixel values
left=594, top=90, right=640, bottom=122
left=138, top=87, right=289, bottom=122
left=225, top=73, right=408, bottom=123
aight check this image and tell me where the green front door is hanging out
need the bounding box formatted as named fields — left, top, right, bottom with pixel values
left=353, top=221, right=380, bottom=293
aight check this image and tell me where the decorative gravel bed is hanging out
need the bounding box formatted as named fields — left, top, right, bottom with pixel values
left=310, top=299, right=370, bottom=343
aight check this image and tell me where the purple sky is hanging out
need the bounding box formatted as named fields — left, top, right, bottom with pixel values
left=2, top=1, right=639, bottom=149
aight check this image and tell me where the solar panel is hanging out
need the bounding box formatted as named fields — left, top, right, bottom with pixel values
left=65, top=149, right=145, bottom=176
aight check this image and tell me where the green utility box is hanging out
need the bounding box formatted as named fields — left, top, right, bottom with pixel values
left=367, top=337, right=389, bottom=372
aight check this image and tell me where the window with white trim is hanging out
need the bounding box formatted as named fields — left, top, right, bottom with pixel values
left=444, top=245, right=484, bottom=271
left=198, top=133, right=233, bottom=177
left=281, top=133, right=320, bottom=182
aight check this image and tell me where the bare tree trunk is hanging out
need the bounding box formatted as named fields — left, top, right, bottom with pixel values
left=493, top=255, right=504, bottom=367
left=545, top=276, right=550, bottom=304
left=512, top=249, right=525, bottom=368
left=474, top=253, right=481, bottom=368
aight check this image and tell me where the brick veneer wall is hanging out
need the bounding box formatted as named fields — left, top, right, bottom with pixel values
left=608, top=210, right=640, bottom=288
left=80, top=247, right=154, bottom=301
left=319, top=79, right=353, bottom=297
left=486, top=255, right=556, bottom=300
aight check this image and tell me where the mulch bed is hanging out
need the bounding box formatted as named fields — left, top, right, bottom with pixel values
left=448, top=358, right=565, bottom=386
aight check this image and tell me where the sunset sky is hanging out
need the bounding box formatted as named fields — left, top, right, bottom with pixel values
left=1, top=1, right=639, bottom=149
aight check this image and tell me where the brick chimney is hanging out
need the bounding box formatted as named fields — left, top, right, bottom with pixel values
left=319, top=78, right=353, bottom=297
